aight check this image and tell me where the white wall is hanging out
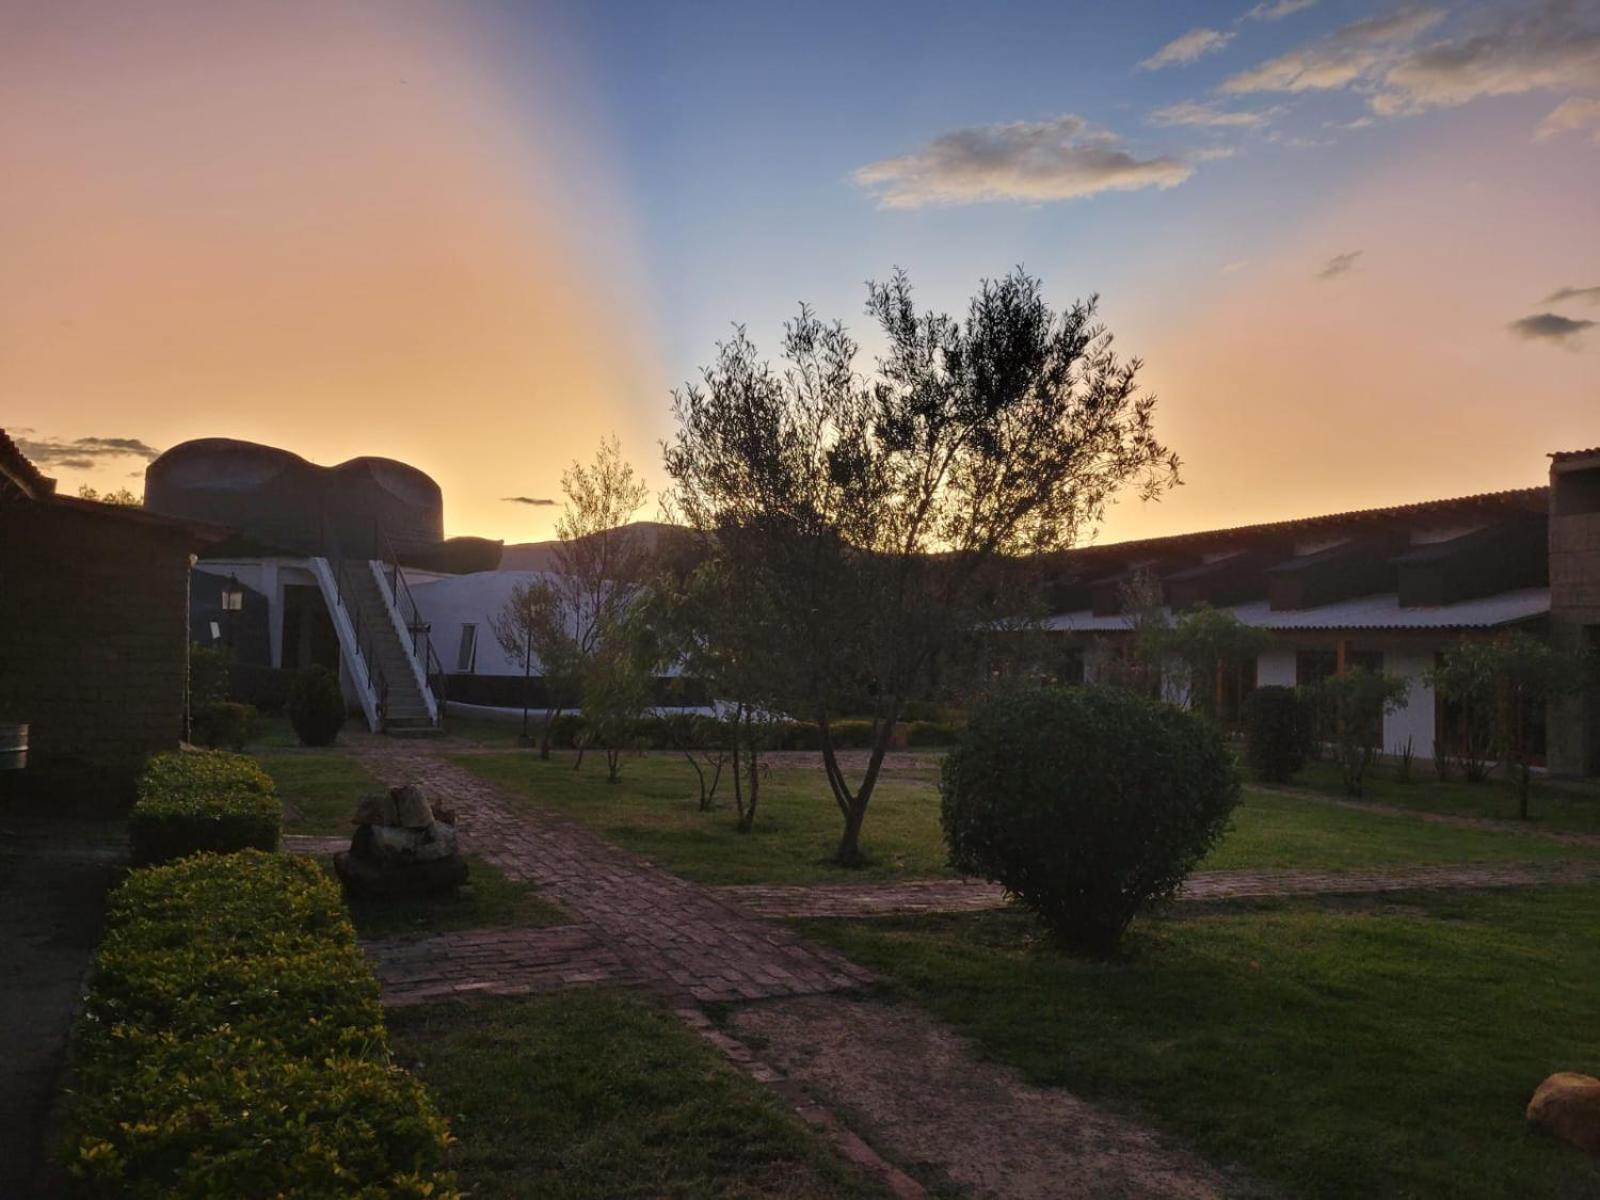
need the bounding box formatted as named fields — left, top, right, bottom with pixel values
left=1256, top=647, right=1296, bottom=688
left=1382, top=650, right=1437, bottom=761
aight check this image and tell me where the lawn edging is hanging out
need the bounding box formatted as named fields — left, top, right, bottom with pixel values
left=59, top=850, right=457, bottom=1199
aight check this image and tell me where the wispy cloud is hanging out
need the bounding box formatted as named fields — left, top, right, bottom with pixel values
left=1535, top=95, right=1600, bottom=143
left=1316, top=250, right=1362, bottom=279
left=1222, top=7, right=1446, bottom=95
left=1139, top=28, right=1234, bottom=71
left=1243, top=0, right=1317, bottom=21
left=1148, top=100, right=1275, bottom=128
left=502, top=495, right=556, bottom=506
left=1544, top=284, right=1600, bottom=305
left=1508, top=312, right=1596, bottom=346
left=853, top=115, right=1195, bottom=208
left=1374, top=2, right=1600, bottom=116
left=14, top=434, right=161, bottom=471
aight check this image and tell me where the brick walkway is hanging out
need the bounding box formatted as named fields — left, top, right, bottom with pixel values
left=347, top=746, right=873, bottom=1005
left=363, top=925, right=639, bottom=1007
left=718, top=861, right=1600, bottom=919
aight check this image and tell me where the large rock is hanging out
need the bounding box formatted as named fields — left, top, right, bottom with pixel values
left=352, top=792, right=397, bottom=827
left=392, top=784, right=434, bottom=829
left=334, top=849, right=468, bottom=898
left=368, top=820, right=459, bottom=863
left=1527, top=1072, right=1600, bottom=1155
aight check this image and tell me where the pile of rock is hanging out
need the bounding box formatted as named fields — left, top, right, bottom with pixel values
left=334, top=783, right=468, bottom=898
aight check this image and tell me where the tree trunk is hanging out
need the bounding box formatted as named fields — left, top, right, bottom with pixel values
left=521, top=641, right=533, bottom=744
left=823, top=706, right=898, bottom=866
left=835, top=804, right=866, bottom=865
left=1519, top=758, right=1531, bottom=821
left=738, top=745, right=760, bottom=833
left=538, top=704, right=561, bottom=762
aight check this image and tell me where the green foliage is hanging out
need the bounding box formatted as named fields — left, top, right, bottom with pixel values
left=1303, top=668, right=1410, bottom=797
left=941, top=686, right=1240, bottom=955
left=1244, top=685, right=1309, bottom=783
left=187, top=643, right=231, bottom=709
left=1431, top=631, right=1591, bottom=816
left=905, top=720, right=962, bottom=747
left=63, top=851, right=457, bottom=1200
left=190, top=700, right=255, bottom=751
left=288, top=664, right=346, bottom=747
left=128, top=749, right=281, bottom=865
left=1147, top=604, right=1270, bottom=721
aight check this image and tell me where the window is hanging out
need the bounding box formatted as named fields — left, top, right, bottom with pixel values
left=456, top=623, right=478, bottom=673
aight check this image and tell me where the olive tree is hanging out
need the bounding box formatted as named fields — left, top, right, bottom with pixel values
left=664, top=269, right=1178, bottom=864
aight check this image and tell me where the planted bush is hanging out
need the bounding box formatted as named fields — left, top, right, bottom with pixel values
left=941, top=686, right=1240, bottom=956
left=1243, top=685, right=1308, bottom=782
left=64, top=851, right=456, bottom=1200
left=128, top=749, right=280, bottom=865
left=906, top=720, right=961, bottom=748
left=288, top=664, right=346, bottom=746
left=190, top=700, right=255, bottom=751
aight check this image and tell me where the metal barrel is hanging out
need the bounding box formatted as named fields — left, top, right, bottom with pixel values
left=0, top=723, right=28, bottom=771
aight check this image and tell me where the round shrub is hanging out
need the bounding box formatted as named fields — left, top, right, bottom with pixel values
left=288, top=665, right=346, bottom=747
left=940, top=686, right=1240, bottom=956
left=1244, top=685, right=1310, bottom=783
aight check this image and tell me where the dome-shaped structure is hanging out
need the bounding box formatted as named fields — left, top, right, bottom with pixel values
left=145, top=438, right=444, bottom=558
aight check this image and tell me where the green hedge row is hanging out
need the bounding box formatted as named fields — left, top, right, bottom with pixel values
left=63, top=851, right=457, bottom=1199
left=128, top=749, right=281, bottom=865
left=548, top=714, right=962, bottom=752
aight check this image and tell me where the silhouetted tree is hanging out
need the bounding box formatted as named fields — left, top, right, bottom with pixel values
left=664, top=269, right=1179, bottom=864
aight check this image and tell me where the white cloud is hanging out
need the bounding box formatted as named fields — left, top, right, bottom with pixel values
left=1222, top=7, right=1446, bottom=95
left=853, top=116, right=1195, bottom=208
left=1139, top=28, right=1235, bottom=71
left=1244, top=0, right=1318, bottom=21
left=1148, top=100, right=1275, bottom=128
left=1536, top=95, right=1600, bottom=142
left=1375, top=2, right=1600, bottom=116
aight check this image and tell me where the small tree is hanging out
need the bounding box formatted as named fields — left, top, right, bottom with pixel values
left=1156, top=604, right=1269, bottom=725
left=579, top=613, right=655, bottom=783
left=1432, top=632, right=1589, bottom=819
left=1428, top=643, right=1500, bottom=783
left=490, top=578, right=578, bottom=757
left=1304, top=667, right=1409, bottom=797
left=499, top=436, right=651, bottom=758
left=664, top=269, right=1178, bottom=864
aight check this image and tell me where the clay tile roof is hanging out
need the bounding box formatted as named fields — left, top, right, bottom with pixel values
left=1550, top=448, right=1600, bottom=462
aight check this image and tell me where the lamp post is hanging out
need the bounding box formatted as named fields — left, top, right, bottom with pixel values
left=220, top=575, right=244, bottom=653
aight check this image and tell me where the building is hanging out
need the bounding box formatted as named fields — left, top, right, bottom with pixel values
left=1041, top=448, right=1600, bottom=776
left=0, top=430, right=222, bottom=799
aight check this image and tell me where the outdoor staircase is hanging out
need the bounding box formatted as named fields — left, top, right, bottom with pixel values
left=310, top=553, right=444, bottom=737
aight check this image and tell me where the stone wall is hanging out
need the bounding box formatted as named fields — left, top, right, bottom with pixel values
left=0, top=496, right=194, bottom=800
left=1548, top=497, right=1600, bottom=776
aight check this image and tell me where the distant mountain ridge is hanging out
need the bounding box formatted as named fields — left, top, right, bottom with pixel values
left=497, top=520, right=696, bottom=572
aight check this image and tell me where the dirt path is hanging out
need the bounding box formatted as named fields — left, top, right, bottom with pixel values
left=715, top=861, right=1600, bottom=919
left=340, top=741, right=1239, bottom=1200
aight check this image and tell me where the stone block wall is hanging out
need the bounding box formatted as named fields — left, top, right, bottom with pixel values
left=1548, top=499, right=1600, bottom=776
left=0, top=497, right=193, bottom=799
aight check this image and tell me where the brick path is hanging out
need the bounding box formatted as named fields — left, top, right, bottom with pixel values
left=363, top=925, right=639, bottom=1007
left=717, top=861, right=1600, bottom=918
left=348, top=746, right=873, bottom=1005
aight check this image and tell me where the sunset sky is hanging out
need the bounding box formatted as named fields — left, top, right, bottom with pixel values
left=3, top=0, right=1596, bottom=545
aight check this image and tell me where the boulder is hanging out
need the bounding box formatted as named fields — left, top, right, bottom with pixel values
left=392, top=784, right=434, bottom=829
left=334, top=849, right=468, bottom=898
left=352, top=792, right=397, bottom=827
left=1527, top=1072, right=1600, bottom=1155
left=429, top=800, right=458, bottom=827
left=368, top=820, right=459, bottom=864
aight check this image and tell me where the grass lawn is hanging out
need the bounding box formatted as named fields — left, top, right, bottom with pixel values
left=1286, top=758, right=1600, bottom=834
left=801, top=887, right=1600, bottom=1200
left=458, top=751, right=1600, bottom=886
left=255, top=748, right=379, bottom=835
left=387, top=989, right=887, bottom=1199
left=459, top=751, right=950, bottom=885
left=337, top=853, right=568, bottom=940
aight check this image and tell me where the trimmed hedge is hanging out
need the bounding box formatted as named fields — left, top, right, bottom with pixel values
left=63, top=851, right=457, bottom=1199
left=129, top=750, right=281, bottom=865
left=190, top=700, right=255, bottom=751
